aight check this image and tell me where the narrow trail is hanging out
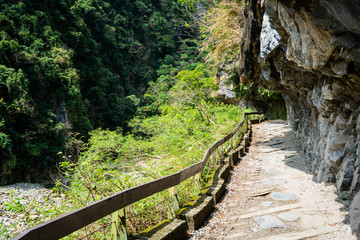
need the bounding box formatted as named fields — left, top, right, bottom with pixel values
left=189, top=121, right=355, bottom=240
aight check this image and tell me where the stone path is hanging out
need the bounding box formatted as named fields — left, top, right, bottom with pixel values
left=189, top=120, right=355, bottom=239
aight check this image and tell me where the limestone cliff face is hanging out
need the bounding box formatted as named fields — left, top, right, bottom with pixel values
left=239, top=0, right=360, bottom=233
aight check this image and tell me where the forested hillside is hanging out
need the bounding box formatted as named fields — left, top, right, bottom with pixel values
left=0, top=0, right=196, bottom=181
left=0, top=0, right=291, bottom=238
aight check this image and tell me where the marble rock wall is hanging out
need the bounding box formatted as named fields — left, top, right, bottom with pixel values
left=238, top=0, right=360, bottom=234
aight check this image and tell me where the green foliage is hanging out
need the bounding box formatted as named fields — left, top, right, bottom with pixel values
left=178, top=0, right=199, bottom=10
left=54, top=60, right=244, bottom=236
left=57, top=99, right=243, bottom=235
left=200, top=0, right=245, bottom=65
left=177, top=0, right=214, bottom=11
left=137, top=38, right=204, bottom=117
left=3, top=198, right=25, bottom=213
left=0, top=132, right=11, bottom=149
left=0, top=0, right=193, bottom=179
left=0, top=1, right=275, bottom=238
left=198, top=0, right=286, bottom=118
left=264, top=99, right=287, bottom=120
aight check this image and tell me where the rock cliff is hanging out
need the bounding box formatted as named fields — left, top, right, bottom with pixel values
left=239, top=0, right=360, bottom=234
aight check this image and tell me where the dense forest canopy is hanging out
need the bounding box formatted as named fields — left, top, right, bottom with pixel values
left=0, top=1, right=257, bottom=237
left=0, top=0, right=283, bottom=184
left=0, top=0, right=197, bottom=180
left=0, top=0, right=289, bottom=238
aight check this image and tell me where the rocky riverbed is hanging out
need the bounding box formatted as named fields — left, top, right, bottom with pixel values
left=0, top=183, right=66, bottom=239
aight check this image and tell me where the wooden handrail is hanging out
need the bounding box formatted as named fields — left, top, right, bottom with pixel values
left=14, top=112, right=261, bottom=240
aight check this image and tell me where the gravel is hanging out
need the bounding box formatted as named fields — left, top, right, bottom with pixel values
left=0, top=183, right=66, bottom=239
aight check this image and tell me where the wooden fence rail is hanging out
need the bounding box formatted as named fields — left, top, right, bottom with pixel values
left=14, top=112, right=262, bottom=240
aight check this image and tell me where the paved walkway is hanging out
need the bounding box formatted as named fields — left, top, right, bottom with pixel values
left=189, top=121, right=355, bottom=239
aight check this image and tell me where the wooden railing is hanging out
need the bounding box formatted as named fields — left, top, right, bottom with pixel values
left=14, top=112, right=262, bottom=240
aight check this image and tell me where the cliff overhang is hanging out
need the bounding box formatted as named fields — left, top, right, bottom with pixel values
left=239, top=0, right=360, bottom=235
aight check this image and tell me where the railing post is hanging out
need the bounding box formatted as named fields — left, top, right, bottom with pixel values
left=111, top=208, right=127, bottom=240
left=168, top=186, right=180, bottom=219
left=237, top=132, right=239, bottom=145
left=194, top=172, right=202, bottom=193
left=238, top=131, right=243, bottom=145
left=245, top=114, right=248, bottom=131
left=212, top=152, right=217, bottom=166
left=228, top=139, right=232, bottom=151
left=216, top=147, right=222, bottom=163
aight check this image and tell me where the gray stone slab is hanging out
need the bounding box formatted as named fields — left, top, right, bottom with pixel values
left=270, top=192, right=298, bottom=201
left=262, top=178, right=288, bottom=186
left=265, top=169, right=282, bottom=175
left=261, top=201, right=273, bottom=208
left=277, top=212, right=299, bottom=222
left=254, top=215, right=285, bottom=229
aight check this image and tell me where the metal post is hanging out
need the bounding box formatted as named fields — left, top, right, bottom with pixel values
left=111, top=208, right=127, bottom=240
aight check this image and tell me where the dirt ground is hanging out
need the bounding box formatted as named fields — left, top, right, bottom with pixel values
left=189, top=120, right=356, bottom=240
